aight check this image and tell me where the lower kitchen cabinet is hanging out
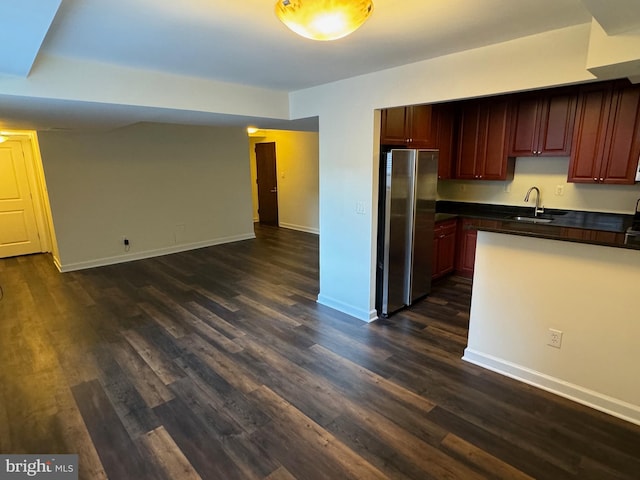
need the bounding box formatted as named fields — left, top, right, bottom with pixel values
left=453, top=218, right=501, bottom=278
left=432, top=219, right=457, bottom=280
left=455, top=219, right=477, bottom=278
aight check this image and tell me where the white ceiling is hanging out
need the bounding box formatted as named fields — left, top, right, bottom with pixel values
left=2, top=0, right=637, bottom=131
left=40, top=0, right=593, bottom=91
left=0, top=0, right=61, bottom=76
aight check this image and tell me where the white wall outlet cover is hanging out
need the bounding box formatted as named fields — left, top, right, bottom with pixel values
left=548, top=328, right=563, bottom=348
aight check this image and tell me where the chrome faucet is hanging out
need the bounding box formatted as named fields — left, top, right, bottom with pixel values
left=524, top=186, right=544, bottom=217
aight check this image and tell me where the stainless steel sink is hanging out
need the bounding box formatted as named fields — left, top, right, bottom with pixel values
left=510, top=216, right=553, bottom=223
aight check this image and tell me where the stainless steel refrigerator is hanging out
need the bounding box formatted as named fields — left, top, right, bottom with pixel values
left=376, top=149, right=438, bottom=317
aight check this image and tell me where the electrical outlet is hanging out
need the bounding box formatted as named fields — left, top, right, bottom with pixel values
left=174, top=224, right=186, bottom=244
left=555, top=185, right=565, bottom=196
left=547, top=328, right=563, bottom=348
left=504, top=184, right=511, bottom=193
left=356, top=201, right=366, bottom=215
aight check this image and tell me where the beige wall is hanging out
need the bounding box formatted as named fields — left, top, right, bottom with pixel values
left=465, top=231, right=640, bottom=425
left=38, top=123, right=255, bottom=271
left=249, top=130, right=319, bottom=234
left=438, top=156, right=640, bottom=213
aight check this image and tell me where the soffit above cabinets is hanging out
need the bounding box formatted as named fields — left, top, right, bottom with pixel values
left=581, top=0, right=640, bottom=35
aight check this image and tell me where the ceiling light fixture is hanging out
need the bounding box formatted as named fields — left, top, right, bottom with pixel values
left=275, top=0, right=374, bottom=41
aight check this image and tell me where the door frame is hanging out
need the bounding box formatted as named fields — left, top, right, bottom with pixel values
left=1, top=131, right=55, bottom=257
left=254, top=141, right=279, bottom=226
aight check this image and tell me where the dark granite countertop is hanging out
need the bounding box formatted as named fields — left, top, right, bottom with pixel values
left=436, top=201, right=640, bottom=251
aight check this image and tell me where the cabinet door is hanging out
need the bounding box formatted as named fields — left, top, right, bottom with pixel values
left=569, top=81, right=640, bottom=184
left=433, top=103, right=456, bottom=179
left=510, top=89, right=577, bottom=157
left=380, top=107, right=409, bottom=145
left=456, top=98, right=513, bottom=180
left=538, top=89, right=576, bottom=156
left=455, top=220, right=477, bottom=278
left=408, top=105, right=436, bottom=148
left=568, top=85, right=610, bottom=183
left=599, top=84, right=640, bottom=184
left=456, top=101, right=481, bottom=179
left=432, top=219, right=457, bottom=279
left=509, top=95, right=540, bottom=157
left=438, top=224, right=457, bottom=276
left=481, top=97, right=512, bottom=180
left=432, top=225, right=442, bottom=279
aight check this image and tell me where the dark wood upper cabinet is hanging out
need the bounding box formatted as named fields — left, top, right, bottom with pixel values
left=380, top=107, right=409, bottom=145
left=432, top=103, right=456, bottom=179
left=381, top=80, right=640, bottom=187
left=509, top=87, right=577, bottom=157
left=568, top=80, right=640, bottom=184
left=380, top=103, right=454, bottom=178
left=455, top=96, right=514, bottom=180
left=380, top=105, right=436, bottom=148
left=408, top=105, right=435, bottom=147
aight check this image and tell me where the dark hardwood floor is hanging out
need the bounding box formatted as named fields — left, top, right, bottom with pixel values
left=1, top=224, right=639, bottom=479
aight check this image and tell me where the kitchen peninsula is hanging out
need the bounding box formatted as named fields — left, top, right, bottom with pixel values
left=430, top=201, right=640, bottom=424
left=431, top=201, right=640, bottom=425
left=464, top=228, right=640, bottom=426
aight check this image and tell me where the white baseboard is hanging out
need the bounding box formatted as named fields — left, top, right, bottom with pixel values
left=57, top=233, right=256, bottom=272
left=279, top=222, right=319, bottom=235
left=317, top=294, right=378, bottom=323
left=52, top=255, right=63, bottom=272
left=463, top=348, right=640, bottom=427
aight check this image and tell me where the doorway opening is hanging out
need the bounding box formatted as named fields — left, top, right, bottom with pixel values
left=247, top=128, right=319, bottom=235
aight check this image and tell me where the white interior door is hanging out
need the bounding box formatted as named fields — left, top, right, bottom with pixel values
left=0, top=140, right=42, bottom=258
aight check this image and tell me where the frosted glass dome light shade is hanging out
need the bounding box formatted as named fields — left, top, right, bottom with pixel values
left=275, top=0, right=374, bottom=41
